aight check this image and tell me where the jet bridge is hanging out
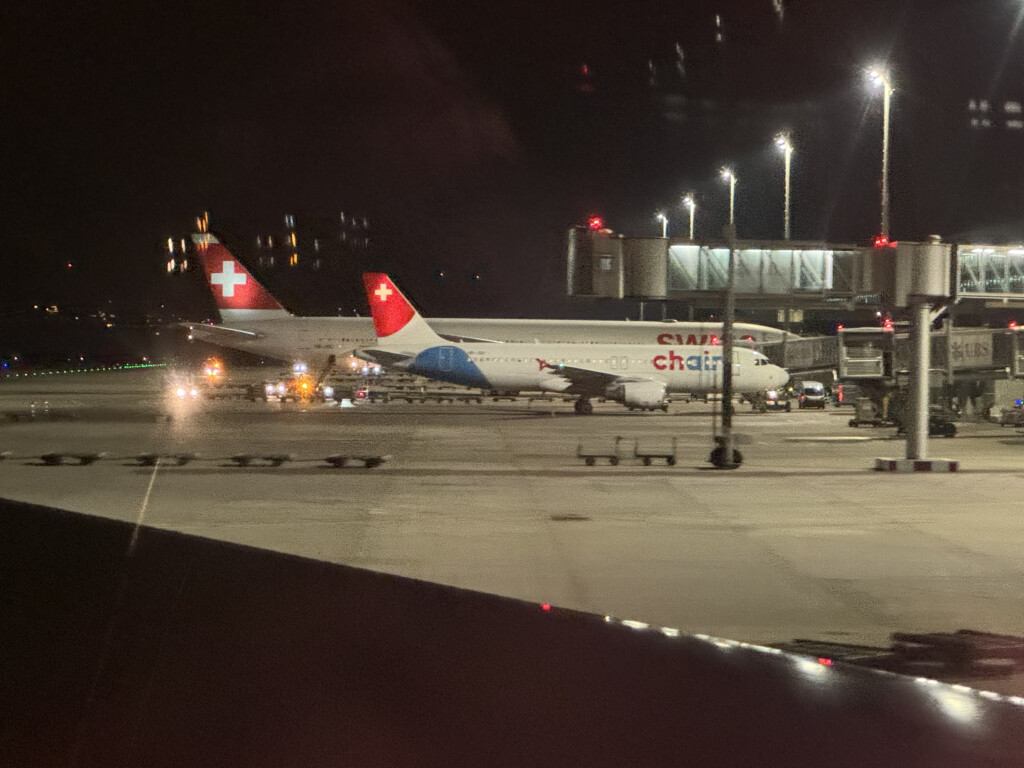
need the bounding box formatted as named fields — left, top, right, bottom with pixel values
left=837, top=326, right=1024, bottom=384
left=567, top=227, right=869, bottom=308
left=567, top=227, right=1024, bottom=307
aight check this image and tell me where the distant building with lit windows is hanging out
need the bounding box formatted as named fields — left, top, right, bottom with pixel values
left=164, top=210, right=377, bottom=315
left=252, top=211, right=372, bottom=271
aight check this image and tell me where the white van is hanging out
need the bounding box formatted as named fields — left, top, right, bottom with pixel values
left=798, top=381, right=827, bottom=409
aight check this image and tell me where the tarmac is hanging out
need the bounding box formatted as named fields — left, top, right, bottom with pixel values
left=3, top=368, right=1024, bottom=690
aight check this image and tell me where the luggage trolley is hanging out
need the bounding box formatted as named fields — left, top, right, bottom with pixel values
left=633, top=437, right=678, bottom=466
left=576, top=435, right=629, bottom=466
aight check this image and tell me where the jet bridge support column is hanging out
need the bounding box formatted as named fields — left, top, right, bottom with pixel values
left=873, top=237, right=958, bottom=472
left=907, top=300, right=930, bottom=460
left=710, top=228, right=740, bottom=469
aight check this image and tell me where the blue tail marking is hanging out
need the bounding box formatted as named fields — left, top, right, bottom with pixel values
left=408, top=346, right=490, bottom=389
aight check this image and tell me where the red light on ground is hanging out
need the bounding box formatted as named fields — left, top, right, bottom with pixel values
left=709, top=335, right=720, bottom=346
left=587, top=216, right=604, bottom=231
left=541, top=603, right=552, bottom=612
left=817, top=657, right=835, bottom=667
left=883, top=317, right=894, bottom=331
left=1010, top=320, right=1018, bottom=329
left=837, top=323, right=844, bottom=331
left=873, top=235, right=898, bottom=249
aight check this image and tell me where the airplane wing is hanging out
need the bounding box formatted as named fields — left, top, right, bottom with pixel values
left=182, top=322, right=261, bottom=340
left=539, top=360, right=661, bottom=396
left=436, top=333, right=504, bottom=344
left=357, top=348, right=414, bottom=367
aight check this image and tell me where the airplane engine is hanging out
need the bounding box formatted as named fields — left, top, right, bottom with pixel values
left=608, top=381, right=668, bottom=410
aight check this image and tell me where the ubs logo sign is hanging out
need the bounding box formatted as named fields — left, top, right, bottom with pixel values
left=950, top=333, right=993, bottom=368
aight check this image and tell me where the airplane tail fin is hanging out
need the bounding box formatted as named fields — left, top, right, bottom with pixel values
left=362, top=273, right=445, bottom=348
left=193, top=233, right=291, bottom=321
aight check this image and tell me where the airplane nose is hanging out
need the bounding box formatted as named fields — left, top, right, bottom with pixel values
left=771, top=366, right=789, bottom=389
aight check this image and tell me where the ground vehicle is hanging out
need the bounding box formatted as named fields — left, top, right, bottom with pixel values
left=895, top=411, right=957, bottom=438
left=797, top=381, right=826, bottom=409
left=354, top=387, right=389, bottom=403
left=832, top=382, right=862, bottom=406
left=999, top=400, right=1024, bottom=426
left=264, top=374, right=333, bottom=403
left=203, top=357, right=224, bottom=378
left=764, top=389, right=792, bottom=411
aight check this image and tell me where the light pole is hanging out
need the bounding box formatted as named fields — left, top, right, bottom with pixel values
left=774, top=133, right=793, bottom=240
left=868, top=67, right=894, bottom=238
left=720, top=167, right=737, bottom=233
left=655, top=211, right=668, bottom=238
left=682, top=194, right=695, bottom=240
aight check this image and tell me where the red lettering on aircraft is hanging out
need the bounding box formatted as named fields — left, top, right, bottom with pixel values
left=650, top=348, right=725, bottom=371
left=651, top=350, right=689, bottom=371
left=657, top=332, right=739, bottom=345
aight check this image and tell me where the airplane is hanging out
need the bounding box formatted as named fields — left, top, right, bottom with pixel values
left=186, top=233, right=796, bottom=370
left=359, top=272, right=789, bottom=414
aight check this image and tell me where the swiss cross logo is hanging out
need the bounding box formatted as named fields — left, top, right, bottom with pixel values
left=374, top=282, right=393, bottom=301
left=211, top=261, right=247, bottom=297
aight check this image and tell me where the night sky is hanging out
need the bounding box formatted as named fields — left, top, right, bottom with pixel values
left=6, top=0, right=1024, bottom=321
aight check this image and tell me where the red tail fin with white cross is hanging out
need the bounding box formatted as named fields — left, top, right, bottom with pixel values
left=362, top=273, right=444, bottom=348
left=193, top=233, right=290, bottom=322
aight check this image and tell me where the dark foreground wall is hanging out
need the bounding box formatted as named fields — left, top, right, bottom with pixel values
left=2, top=499, right=1023, bottom=767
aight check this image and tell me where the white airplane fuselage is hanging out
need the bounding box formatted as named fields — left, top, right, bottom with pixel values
left=380, top=341, right=788, bottom=400
left=188, top=316, right=794, bottom=369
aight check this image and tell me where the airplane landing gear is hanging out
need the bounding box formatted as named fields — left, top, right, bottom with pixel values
left=573, top=398, right=594, bottom=415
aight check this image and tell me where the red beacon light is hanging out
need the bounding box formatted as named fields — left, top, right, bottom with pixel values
left=883, top=317, right=894, bottom=331
left=587, top=216, right=604, bottom=231
left=873, top=234, right=898, bottom=249
left=1010, top=320, right=1018, bottom=330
